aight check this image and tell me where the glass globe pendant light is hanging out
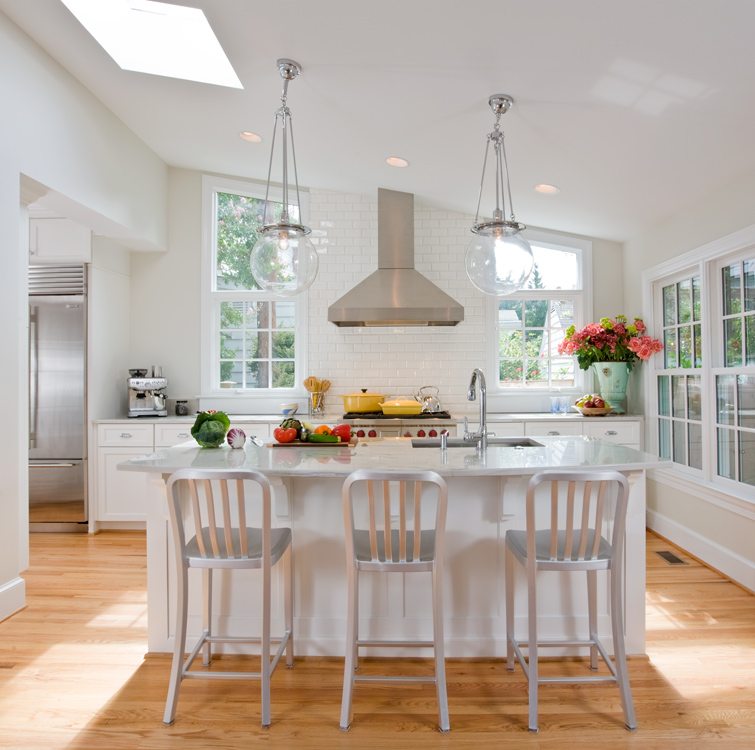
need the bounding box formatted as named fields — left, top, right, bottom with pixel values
left=465, top=95, right=533, bottom=296
left=250, top=59, right=318, bottom=296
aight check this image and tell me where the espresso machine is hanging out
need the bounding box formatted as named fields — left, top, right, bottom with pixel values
left=127, top=367, right=168, bottom=417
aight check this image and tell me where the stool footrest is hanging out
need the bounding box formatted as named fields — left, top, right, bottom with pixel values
left=509, top=634, right=619, bottom=682
left=355, top=675, right=437, bottom=683
left=357, top=639, right=434, bottom=648
left=182, top=629, right=292, bottom=680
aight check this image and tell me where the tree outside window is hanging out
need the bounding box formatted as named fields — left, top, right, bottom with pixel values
left=215, top=192, right=298, bottom=390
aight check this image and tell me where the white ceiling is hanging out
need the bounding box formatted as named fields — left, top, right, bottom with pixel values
left=3, top=0, right=755, bottom=242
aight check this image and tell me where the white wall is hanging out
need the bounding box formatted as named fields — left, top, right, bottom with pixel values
left=308, top=190, right=624, bottom=415
left=89, top=238, right=132, bottom=420
left=0, top=11, right=167, bottom=620
left=624, top=166, right=755, bottom=590
left=129, top=172, right=623, bottom=416
left=129, top=169, right=203, bottom=402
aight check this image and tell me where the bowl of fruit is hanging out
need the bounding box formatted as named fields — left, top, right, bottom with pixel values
left=573, top=395, right=613, bottom=416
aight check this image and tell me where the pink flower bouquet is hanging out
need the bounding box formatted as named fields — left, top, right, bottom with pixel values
left=558, top=315, right=663, bottom=371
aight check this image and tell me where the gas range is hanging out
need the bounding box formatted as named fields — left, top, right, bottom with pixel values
left=342, top=411, right=456, bottom=439
left=342, top=411, right=452, bottom=420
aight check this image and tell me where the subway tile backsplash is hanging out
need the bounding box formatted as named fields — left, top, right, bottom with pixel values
left=307, top=189, right=486, bottom=415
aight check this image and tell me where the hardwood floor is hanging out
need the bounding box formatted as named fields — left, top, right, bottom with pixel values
left=0, top=530, right=753, bottom=749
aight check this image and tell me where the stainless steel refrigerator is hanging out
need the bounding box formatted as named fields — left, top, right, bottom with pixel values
left=29, top=265, right=87, bottom=532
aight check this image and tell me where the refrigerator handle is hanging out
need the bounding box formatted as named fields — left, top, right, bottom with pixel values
left=29, top=305, right=38, bottom=450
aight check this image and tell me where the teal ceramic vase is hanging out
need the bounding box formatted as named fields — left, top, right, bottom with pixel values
left=592, top=362, right=630, bottom=414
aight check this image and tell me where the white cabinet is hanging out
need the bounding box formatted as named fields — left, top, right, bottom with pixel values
left=29, top=218, right=92, bottom=263
left=98, top=423, right=154, bottom=446
left=155, top=423, right=193, bottom=447
left=583, top=419, right=640, bottom=447
left=524, top=421, right=584, bottom=437
left=96, top=424, right=154, bottom=523
left=94, top=419, right=276, bottom=525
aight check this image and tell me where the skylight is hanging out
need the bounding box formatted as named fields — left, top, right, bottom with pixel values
left=60, top=0, right=243, bottom=88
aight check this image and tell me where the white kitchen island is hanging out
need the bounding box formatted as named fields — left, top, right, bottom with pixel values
left=119, top=436, right=668, bottom=658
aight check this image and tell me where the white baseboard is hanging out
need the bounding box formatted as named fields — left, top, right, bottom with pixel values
left=0, top=576, right=26, bottom=622
left=647, top=508, right=755, bottom=591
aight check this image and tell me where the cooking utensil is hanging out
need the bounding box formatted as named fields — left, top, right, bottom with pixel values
left=381, top=396, right=423, bottom=415
left=341, top=390, right=385, bottom=412
left=416, top=385, right=442, bottom=413
left=309, top=391, right=324, bottom=416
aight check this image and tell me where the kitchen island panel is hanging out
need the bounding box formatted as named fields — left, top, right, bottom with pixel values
left=132, top=439, right=656, bottom=657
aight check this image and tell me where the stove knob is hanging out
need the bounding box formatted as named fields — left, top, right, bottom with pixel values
left=429, top=429, right=437, bottom=437
left=417, top=429, right=426, bottom=437
left=404, top=431, right=412, bottom=437
left=441, top=429, right=449, bottom=435
left=368, top=429, right=377, bottom=438
left=356, top=430, right=366, bottom=438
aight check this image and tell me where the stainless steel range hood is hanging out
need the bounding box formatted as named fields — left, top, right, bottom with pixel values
left=327, top=188, right=464, bottom=327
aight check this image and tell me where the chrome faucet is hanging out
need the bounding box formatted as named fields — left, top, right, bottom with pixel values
left=464, top=368, right=493, bottom=451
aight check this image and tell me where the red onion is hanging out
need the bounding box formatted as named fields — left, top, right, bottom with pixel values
left=227, top=428, right=246, bottom=449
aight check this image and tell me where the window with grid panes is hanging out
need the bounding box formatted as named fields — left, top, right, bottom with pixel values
left=201, top=176, right=308, bottom=396
left=715, top=257, right=755, bottom=487
left=656, top=275, right=703, bottom=470
left=489, top=237, right=589, bottom=394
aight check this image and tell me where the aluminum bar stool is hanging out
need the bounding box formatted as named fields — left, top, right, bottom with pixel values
left=340, top=470, right=449, bottom=732
left=163, top=468, right=293, bottom=727
left=505, top=470, right=636, bottom=732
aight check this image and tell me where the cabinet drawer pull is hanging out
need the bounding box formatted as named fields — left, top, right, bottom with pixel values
left=176, top=432, right=189, bottom=438
left=605, top=430, right=618, bottom=436
left=120, top=433, right=132, bottom=438
left=547, top=430, right=560, bottom=436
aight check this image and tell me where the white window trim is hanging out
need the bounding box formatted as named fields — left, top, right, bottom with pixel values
left=199, top=174, right=311, bottom=412
left=485, top=229, right=593, bottom=413
left=652, top=266, right=706, bottom=476
left=642, top=221, right=755, bottom=513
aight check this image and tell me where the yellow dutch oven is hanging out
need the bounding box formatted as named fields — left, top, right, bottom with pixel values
left=381, top=397, right=423, bottom=415
left=341, top=391, right=385, bottom=412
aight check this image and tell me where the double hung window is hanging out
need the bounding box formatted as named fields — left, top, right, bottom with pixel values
left=201, top=176, right=308, bottom=402
left=656, top=273, right=703, bottom=469
left=649, top=238, right=755, bottom=497
left=714, top=257, right=755, bottom=487
left=486, top=231, right=591, bottom=408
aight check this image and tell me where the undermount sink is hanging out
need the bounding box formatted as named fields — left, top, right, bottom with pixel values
left=411, top=437, right=544, bottom=449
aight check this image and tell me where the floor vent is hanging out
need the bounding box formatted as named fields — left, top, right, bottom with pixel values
left=655, top=550, right=688, bottom=565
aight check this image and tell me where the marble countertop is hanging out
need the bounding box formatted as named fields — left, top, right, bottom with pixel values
left=118, top=435, right=667, bottom=479
left=96, top=412, right=644, bottom=425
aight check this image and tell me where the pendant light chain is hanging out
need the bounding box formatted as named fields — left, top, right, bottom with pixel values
left=465, top=93, right=533, bottom=296
left=261, top=63, right=305, bottom=229
left=262, top=109, right=278, bottom=224
left=498, top=133, right=516, bottom=223
left=472, top=99, right=519, bottom=229
left=473, top=137, right=493, bottom=226
left=288, top=117, right=303, bottom=226
left=249, top=59, right=318, bottom=297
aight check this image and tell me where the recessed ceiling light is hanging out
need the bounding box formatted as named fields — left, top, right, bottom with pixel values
left=534, top=184, right=560, bottom=194
left=386, top=157, right=409, bottom=168
left=240, top=131, right=262, bottom=142
left=60, top=0, right=243, bottom=88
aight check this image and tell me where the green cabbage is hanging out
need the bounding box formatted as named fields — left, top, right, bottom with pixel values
left=191, top=411, right=230, bottom=448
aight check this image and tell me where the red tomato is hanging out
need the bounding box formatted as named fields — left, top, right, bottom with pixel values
left=331, top=424, right=352, bottom=442
left=273, top=427, right=298, bottom=443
